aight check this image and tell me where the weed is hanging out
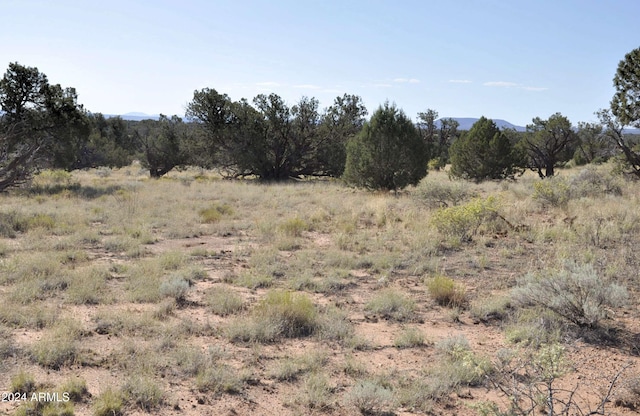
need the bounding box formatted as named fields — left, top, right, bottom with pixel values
left=196, top=366, right=244, bottom=395
left=61, top=377, right=90, bottom=403
left=11, top=371, right=36, bottom=394
left=279, top=216, right=310, bottom=237
left=512, top=263, right=629, bottom=328
left=122, top=375, right=164, bottom=411
left=93, top=388, right=124, bottom=416
left=415, top=179, right=473, bottom=207
left=532, top=176, right=571, bottom=208
left=431, top=195, right=499, bottom=242
left=426, top=275, right=467, bottom=308
left=343, top=379, right=395, bottom=415
left=199, top=203, right=234, bottom=223
left=205, top=286, right=244, bottom=316
left=394, top=327, right=427, bottom=348
left=296, top=373, right=334, bottom=410
left=365, top=288, right=416, bottom=322
left=159, top=275, right=191, bottom=304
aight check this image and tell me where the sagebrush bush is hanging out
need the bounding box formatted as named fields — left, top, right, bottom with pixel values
left=431, top=195, right=499, bottom=242
left=159, top=275, right=191, bottom=303
left=426, top=275, right=467, bottom=308
left=434, top=335, right=493, bottom=387
left=414, top=179, right=473, bottom=207
left=343, top=379, right=395, bottom=414
left=512, top=263, right=629, bottom=328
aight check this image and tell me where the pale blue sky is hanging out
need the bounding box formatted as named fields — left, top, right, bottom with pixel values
left=2, top=0, right=638, bottom=126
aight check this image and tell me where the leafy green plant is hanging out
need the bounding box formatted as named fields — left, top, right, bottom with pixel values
left=532, top=176, right=571, bottom=208
left=431, top=195, right=499, bottom=242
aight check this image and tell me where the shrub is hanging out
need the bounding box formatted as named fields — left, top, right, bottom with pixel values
left=279, top=216, right=309, bottom=237
left=61, top=377, right=90, bottom=403
left=296, top=373, right=334, bottom=410
left=414, top=179, right=473, bottom=208
left=159, top=275, right=191, bottom=304
left=11, top=371, right=36, bottom=394
left=364, top=289, right=416, bottom=322
left=196, top=366, right=244, bottom=395
left=434, top=335, right=493, bottom=387
left=431, top=196, right=499, bottom=242
left=199, top=203, right=234, bottom=223
left=532, top=176, right=571, bottom=208
left=470, top=295, right=512, bottom=324
left=426, top=275, right=467, bottom=308
left=394, top=327, right=426, bottom=348
left=343, top=380, right=395, bottom=415
left=93, top=388, right=124, bottom=416
left=31, top=336, right=78, bottom=370
left=205, top=286, right=244, bottom=316
left=512, top=263, right=629, bottom=328
left=122, top=376, right=164, bottom=411
left=255, top=290, right=317, bottom=338
left=227, top=290, right=318, bottom=342
left=343, top=102, right=427, bottom=191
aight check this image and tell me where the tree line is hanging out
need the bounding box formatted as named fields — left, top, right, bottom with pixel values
left=1, top=47, right=639, bottom=192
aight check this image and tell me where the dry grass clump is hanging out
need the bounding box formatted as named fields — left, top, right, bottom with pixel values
left=343, top=379, right=395, bottom=415
left=364, top=288, right=416, bottom=322
left=205, top=285, right=245, bottom=316
left=227, top=290, right=317, bottom=343
left=121, top=375, right=165, bottom=411
left=426, top=275, right=467, bottom=308
left=93, top=387, right=124, bottom=416
left=199, top=202, right=234, bottom=223
left=394, top=326, right=427, bottom=348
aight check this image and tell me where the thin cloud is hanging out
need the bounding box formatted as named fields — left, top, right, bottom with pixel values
left=449, top=79, right=472, bottom=84
left=484, top=81, right=518, bottom=87
left=372, top=83, right=393, bottom=88
left=483, top=81, right=548, bottom=91
left=393, top=78, right=420, bottom=84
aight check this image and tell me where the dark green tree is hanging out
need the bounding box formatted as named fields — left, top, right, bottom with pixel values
left=449, top=117, right=521, bottom=181
left=0, top=62, right=89, bottom=191
left=602, top=47, right=640, bottom=177
left=522, top=113, right=578, bottom=178
left=343, top=102, right=427, bottom=191
left=135, top=115, right=188, bottom=177
left=186, top=89, right=364, bottom=180
left=317, top=94, right=367, bottom=176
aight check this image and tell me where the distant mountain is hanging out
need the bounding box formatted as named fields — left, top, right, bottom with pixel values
left=435, top=117, right=526, bottom=132
left=103, top=112, right=161, bottom=121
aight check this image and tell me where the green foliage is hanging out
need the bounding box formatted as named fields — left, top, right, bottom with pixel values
left=431, top=195, right=499, bottom=242
left=532, top=176, right=570, bottom=207
left=450, top=117, right=522, bottom=181
left=343, top=102, right=427, bottom=191
left=522, top=113, right=578, bottom=178
left=0, top=62, right=90, bottom=190
left=136, top=115, right=189, bottom=177
left=512, top=263, right=629, bottom=328
left=186, top=89, right=366, bottom=179
left=426, top=275, right=467, bottom=308
left=611, top=47, right=640, bottom=128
